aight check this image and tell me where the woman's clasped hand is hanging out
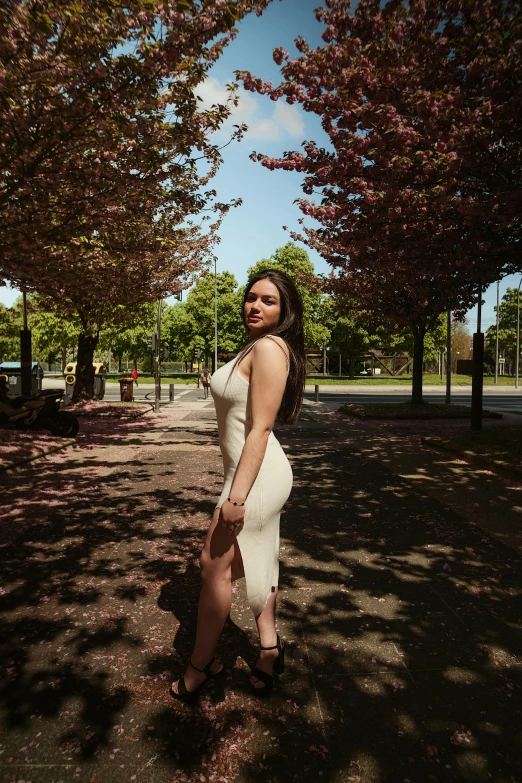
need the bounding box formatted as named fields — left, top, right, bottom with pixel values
left=219, top=499, right=245, bottom=534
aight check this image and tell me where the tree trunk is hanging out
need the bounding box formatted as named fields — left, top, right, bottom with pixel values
left=73, top=332, right=99, bottom=401
left=118, top=354, right=122, bottom=372
left=411, top=325, right=426, bottom=405
left=348, top=355, right=355, bottom=379
left=61, top=346, right=67, bottom=373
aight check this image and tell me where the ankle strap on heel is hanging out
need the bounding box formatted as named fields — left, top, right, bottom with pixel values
left=189, top=656, right=215, bottom=674
left=260, top=635, right=280, bottom=651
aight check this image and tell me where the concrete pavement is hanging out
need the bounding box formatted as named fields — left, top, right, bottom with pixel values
left=0, top=398, right=520, bottom=782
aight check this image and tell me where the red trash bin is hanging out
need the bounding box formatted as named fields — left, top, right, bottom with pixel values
left=119, top=378, right=134, bottom=402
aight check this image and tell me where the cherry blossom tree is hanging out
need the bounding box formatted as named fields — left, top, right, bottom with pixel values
left=1, top=0, right=272, bottom=277
left=37, top=218, right=230, bottom=398
left=1, top=0, right=273, bottom=397
left=238, top=0, right=522, bottom=403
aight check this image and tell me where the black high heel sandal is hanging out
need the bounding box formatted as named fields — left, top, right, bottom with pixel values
left=250, top=634, right=285, bottom=697
left=170, top=657, right=223, bottom=704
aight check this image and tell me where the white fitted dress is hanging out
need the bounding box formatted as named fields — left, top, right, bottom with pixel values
left=210, top=335, right=293, bottom=616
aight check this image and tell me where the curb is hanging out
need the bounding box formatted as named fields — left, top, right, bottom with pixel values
left=421, top=436, right=522, bottom=482
left=0, top=439, right=76, bottom=473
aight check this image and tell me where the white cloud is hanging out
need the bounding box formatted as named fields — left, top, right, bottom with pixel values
left=195, top=76, right=305, bottom=142
left=196, top=76, right=257, bottom=126
left=248, top=118, right=281, bottom=141
left=274, top=101, right=305, bottom=138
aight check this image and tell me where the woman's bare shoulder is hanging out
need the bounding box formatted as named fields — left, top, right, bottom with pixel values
left=250, top=336, right=289, bottom=379
left=262, top=334, right=289, bottom=352
left=253, top=335, right=288, bottom=358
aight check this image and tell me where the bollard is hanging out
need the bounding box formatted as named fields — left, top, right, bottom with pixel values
left=314, top=384, right=319, bottom=403
left=169, top=383, right=175, bottom=402
left=64, top=381, right=74, bottom=406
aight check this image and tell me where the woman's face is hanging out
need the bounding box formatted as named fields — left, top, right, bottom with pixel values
left=244, top=279, right=282, bottom=338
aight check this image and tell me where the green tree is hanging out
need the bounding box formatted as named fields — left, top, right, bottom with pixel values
left=486, top=288, right=521, bottom=372
left=376, top=316, right=447, bottom=373
left=98, top=303, right=158, bottom=372
left=163, top=272, right=244, bottom=371
left=326, top=308, right=446, bottom=378
left=162, top=302, right=198, bottom=369
left=27, top=296, right=81, bottom=370
left=0, top=302, right=22, bottom=361
left=247, top=243, right=331, bottom=349
left=0, top=295, right=80, bottom=369
left=330, top=315, right=378, bottom=378
left=450, top=319, right=472, bottom=373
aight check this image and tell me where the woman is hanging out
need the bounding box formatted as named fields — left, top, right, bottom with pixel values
left=170, top=269, right=306, bottom=700
left=200, top=368, right=211, bottom=399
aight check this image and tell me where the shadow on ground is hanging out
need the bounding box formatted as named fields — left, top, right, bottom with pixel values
left=0, top=406, right=520, bottom=782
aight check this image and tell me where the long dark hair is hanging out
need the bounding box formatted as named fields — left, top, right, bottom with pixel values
left=233, top=269, right=306, bottom=424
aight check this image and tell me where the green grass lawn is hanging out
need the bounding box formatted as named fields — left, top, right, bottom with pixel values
left=339, top=401, right=502, bottom=419
left=427, top=429, right=522, bottom=470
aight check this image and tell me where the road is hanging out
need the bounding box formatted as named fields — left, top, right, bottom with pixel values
left=304, top=390, right=522, bottom=415
left=43, top=378, right=522, bottom=415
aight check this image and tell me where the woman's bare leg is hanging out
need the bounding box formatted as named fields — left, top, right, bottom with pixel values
left=250, top=587, right=282, bottom=689
left=172, top=508, right=243, bottom=694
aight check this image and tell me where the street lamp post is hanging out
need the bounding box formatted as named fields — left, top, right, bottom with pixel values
left=470, top=284, right=484, bottom=431
left=154, top=298, right=162, bottom=412
left=20, top=290, right=32, bottom=396
left=445, top=309, right=451, bottom=404
left=495, top=280, right=500, bottom=384
left=516, top=278, right=522, bottom=389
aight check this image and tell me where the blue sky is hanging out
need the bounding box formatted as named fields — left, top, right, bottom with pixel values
left=1, top=0, right=519, bottom=331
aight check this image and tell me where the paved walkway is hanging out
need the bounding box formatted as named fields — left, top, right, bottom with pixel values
left=0, top=400, right=520, bottom=782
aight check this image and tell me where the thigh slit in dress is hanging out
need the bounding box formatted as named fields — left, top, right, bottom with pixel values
left=209, top=336, right=293, bottom=616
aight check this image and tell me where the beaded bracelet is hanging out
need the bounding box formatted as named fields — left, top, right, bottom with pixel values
left=227, top=497, right=245, bottom=507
